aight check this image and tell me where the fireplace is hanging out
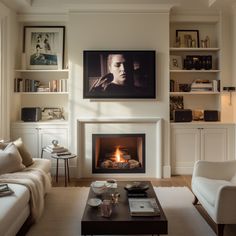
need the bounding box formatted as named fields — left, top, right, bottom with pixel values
left=92, top=133, right=145, bottom=173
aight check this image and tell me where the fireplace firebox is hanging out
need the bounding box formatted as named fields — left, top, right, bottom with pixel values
left=92, top=134, right=145, bottom=173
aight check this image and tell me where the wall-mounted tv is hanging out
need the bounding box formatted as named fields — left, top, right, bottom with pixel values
left=83, top=50, right=156, bottom=99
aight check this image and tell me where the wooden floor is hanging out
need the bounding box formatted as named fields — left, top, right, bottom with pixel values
left=52, top=175, right=192, bottom=189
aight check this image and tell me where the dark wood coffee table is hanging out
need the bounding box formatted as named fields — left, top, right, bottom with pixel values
left=81, top=181, right=168, bottom=235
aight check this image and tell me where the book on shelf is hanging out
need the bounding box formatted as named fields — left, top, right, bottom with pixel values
left=128, top=198, right=160, bottom=216
left=0, top=184, right=14, bottom=197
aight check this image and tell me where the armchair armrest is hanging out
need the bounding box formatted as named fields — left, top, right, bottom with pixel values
left=215, top=185, right=236, bottom=223
left=192, top=160, right=236, bottom=180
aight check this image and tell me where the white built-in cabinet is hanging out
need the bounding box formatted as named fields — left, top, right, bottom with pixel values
left=11, top=122, right=68, bottom=159
left=171, top=123, right=235, bottom=175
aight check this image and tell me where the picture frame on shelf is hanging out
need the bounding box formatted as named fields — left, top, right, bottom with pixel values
left=170, top=55, right=183, bottom=70
left=23, top=26, right=65, bottom=70
left=176, top=30, right=199, bottom=48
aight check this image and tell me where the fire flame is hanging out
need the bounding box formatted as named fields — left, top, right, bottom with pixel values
left=115, top=146, right=125, bottom=163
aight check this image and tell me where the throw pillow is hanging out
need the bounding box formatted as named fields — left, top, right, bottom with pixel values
left=13, top=138, right=34, bottom=167
left=0, top=143, right=25, bottom=175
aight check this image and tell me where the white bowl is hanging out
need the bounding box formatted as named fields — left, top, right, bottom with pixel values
left=87, top=198, right=102, bottom=207
left=91, top=181, right=108, bottom=195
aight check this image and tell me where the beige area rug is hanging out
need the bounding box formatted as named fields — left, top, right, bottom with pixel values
left=26, top=187, right=236, bottom=236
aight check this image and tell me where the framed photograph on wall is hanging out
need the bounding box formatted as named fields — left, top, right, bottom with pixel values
left=170, top=55, right=182, bottom=70
left=83, top=50, right=156, bottom=99
left=176, top=30, right=199, bottom=48
left=23, top=26, right=65, bottom=70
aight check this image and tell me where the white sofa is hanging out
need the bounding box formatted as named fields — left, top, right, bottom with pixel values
left=191, top=160, right=236, bottom=236
left=0, top=158, right=51, bottom=236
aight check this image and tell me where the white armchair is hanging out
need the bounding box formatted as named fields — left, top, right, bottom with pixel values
left=191, top=160, right=236, bottom=236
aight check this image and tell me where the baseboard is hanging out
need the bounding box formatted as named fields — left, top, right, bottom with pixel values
left=172, top=167, right=193, bottom=175
left=163, top=165, right=171, bottom=178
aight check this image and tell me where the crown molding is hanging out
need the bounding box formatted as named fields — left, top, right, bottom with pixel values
left=67, top=3, right=174, bottom=13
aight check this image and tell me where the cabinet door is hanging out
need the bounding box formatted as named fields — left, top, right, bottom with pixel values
left=200, top=128, right=227, bottom=161
left=11, top=128, right=39, bottom=158
left=171, top=128, right=200, bottom=175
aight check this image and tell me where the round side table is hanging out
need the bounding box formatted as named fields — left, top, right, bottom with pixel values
left=51, top=154, right=76, bottom=187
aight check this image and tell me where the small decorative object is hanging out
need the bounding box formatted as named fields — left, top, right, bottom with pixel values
left=170, top=96, right=184, bottom=121
left=111, top=192, right=120, bottom=204
left=184, top=55, right=212, bottom=70
left=23, top=26, right=65, bottom=70
left=205, top=36, right=210, bottom=48
left=170, top=55, right=183, bottom=70
left=192, top=110, right=204, bottom=121
left=41, top=107, right=65, bottom=120
left=201, top=36, right=210, bottom=48
left=52, top=140, right=59, bottom=147
left=91, top=181, right=110, bottom=196
left=101, top=199, right=112, bottom=218
left=175, top=36, right=181, bottom=47
left=87, top=198, right=102, bottom=208
left=124, top=182, right=149, bottom=193
left=176, top=30, right=199, bottom=48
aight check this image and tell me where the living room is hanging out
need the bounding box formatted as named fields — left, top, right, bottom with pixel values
left=1, top=0, right=236, bottom=236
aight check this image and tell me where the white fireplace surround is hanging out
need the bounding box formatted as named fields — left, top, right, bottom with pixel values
left=77, top=117, right=162, bottom=178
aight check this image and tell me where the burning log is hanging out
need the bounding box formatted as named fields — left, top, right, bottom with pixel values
left=101, top=160, right=113, bottom=168
left=128, top=159, right=140, bottom=169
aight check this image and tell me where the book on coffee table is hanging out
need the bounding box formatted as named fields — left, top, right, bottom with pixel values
left=128, top=198, right=160, bottom=216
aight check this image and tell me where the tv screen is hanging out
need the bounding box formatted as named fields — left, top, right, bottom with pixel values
left=83, top=50, right=156, bottom=99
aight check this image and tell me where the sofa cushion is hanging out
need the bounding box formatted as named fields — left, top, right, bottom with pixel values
left=193, top=176, right=230, bottom=206
left=13, top=138, right=34, bottom=167
left=0, top=183, right=30, bottom=235
left=0, top=143, right=25, bottom=175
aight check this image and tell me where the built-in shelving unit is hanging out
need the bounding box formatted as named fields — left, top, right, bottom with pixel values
left=169, top=16, right=221, bottom=122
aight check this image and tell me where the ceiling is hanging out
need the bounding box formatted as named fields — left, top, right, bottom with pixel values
left=0, top=0, right=235, bottom=14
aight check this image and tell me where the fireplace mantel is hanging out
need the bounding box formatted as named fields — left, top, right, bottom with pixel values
left=77, top=117, right=162, bottom=178
left=78, top=117, right=162, bottom=123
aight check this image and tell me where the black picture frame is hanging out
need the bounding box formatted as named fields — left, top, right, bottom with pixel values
left=83, top=50, right=156, bottom=99
left=23, top=26, right=65, bottom=70
left=176, top=30, right=199, bottom=48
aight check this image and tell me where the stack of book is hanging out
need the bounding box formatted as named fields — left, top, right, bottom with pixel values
left=128, top=198, right=160, bottom=216
left=0, top=184, right=14, bottom=197
left=44, top=145, right=69, bottom=154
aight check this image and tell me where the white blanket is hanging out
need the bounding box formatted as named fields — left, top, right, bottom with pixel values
left=0, top=168, right=51, bottom=222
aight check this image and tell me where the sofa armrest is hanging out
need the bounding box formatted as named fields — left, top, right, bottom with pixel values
left=192, top=160, right=236, bottom=180
left=215, top=185, right=236, bottom=223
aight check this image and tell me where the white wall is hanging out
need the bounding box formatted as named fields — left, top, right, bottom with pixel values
left=0, top=2, right=18, bottom=139
left=68, top=12, right=170, bottom=176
